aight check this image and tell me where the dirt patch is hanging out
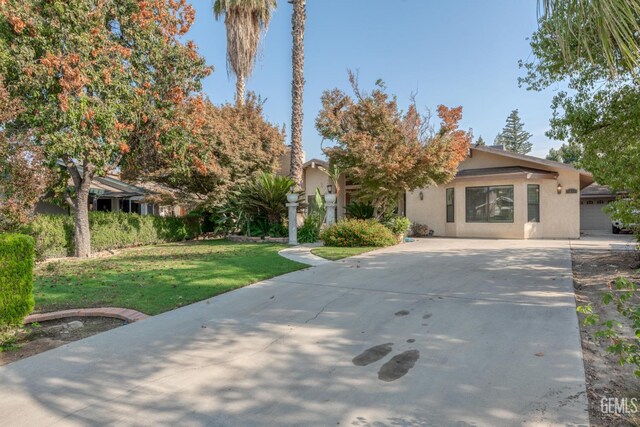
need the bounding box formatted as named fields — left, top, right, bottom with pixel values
left=352, top=343, right=394, bottom=366
left=572, top=250, right=640, bottom=426
left=0, top=317, right=125, bottom=366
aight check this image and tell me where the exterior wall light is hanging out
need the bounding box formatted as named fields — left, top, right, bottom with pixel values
left=419, top=191, right=424, bottom=200
left=557, top=182, right=563, bottom=194
left=327, top=184, right=333, bottom=194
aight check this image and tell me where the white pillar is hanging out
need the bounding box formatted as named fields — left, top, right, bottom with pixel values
left=287, top=193, right=299, bottom=245
left=325, top=193, right=337, bottom=225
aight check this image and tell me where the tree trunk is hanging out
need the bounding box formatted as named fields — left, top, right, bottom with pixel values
left=64, top=159, right=96, bottom=258
left=289, top=0, right=306, bottom=188
left=235, top=72, right=245, bottom=106
left=74, top=185, right=91, bottom=258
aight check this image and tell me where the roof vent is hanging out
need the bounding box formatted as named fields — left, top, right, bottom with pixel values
left=489, top=144, right=505, bottom=150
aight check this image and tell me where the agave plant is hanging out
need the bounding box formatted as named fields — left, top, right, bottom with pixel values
left=241, top=173, right=300, bottom=225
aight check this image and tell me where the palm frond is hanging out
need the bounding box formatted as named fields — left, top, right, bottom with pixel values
left=539, top=0, right=640, bottom=75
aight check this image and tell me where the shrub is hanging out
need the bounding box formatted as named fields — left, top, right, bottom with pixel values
left=0, top=234, right=35, bottom=327
left=320, top=219, right=396, bottom=247
left=25, top=212, right=201, bottom=260
left=383, top=215, right=411, bottom=236
left=298, top=211, right=324, bottom=243
left=409, top=222, right=430, bottom=237
left=345, top=201, right=374, bottom=219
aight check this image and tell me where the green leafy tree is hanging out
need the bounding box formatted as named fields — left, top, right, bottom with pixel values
left=0, top=0, right=210, bottom=257
left=546, top=141, right=583, bottom=167
left=494, top=110, right=533, bottom=154
left=316, top=72, right=471, bottom=216
left=213, top=0, right=277, bottom=105
left=526, top=2, right=640, bottom=376
left=475, top=135, right=486, bottom=146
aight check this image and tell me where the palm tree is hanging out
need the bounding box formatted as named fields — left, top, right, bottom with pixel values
left=213, top=0, right=277, bottom=105
left=539, top=0, right=640, bottom=74
left=289, top=0, right=305, bottom=187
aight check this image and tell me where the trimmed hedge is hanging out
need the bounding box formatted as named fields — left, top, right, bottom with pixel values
left=25, top=212, right=201, bottom=260
left=0, top=234, right=35, bottom=327
left=320, top=219, right=397, bottom=248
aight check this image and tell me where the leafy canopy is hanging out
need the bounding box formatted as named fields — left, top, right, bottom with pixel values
left=316, top=72, right=471, bottom=215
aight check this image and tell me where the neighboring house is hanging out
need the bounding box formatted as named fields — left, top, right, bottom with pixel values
left=35, top=174, right=189, bottom=217
left=406, top=145, right=593, bottom=239
left=579, top=183, right=626, bottom=232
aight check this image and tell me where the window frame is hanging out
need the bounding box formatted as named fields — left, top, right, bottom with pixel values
left=527, top=184, right=540, bottom=223
left=446, top=188, right=455, bottom=223
left=465, top=185, right=515, bottom=223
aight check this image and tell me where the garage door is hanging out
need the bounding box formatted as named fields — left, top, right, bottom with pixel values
left=580, top=199, right=612, bottom=231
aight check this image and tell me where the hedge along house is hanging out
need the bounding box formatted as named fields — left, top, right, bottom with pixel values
left=406, top=145, right=593, bottom=239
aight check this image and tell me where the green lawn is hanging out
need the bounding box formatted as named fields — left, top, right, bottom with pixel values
left=34, top=240, right=307, bottom=315
left=311, top=246, right=379, bottom=261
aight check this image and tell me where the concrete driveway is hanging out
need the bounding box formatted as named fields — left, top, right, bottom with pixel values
left=0, top=239, right=588, bottom=427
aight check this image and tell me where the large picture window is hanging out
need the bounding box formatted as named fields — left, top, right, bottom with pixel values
left=446, top=188, right=454, bottom=222
left=465, top=185, right=514, bottom=223
left=527, top=184, right=540, bottom=222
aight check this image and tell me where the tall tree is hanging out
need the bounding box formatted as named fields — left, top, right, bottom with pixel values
left=317, top=74, right=471, bottom=216
left=494, top=110, right=533, bottom=154
left=289, top=0, right=306, bottom=187
left=124, top=94, right=286, bottom=208
left=546, top=142, right=583, bottom=167
left=0, top=0, right=210, bottom=257
left=475, top=135, right=486, bottom=146
left=213, top=0, right=277, bottom=105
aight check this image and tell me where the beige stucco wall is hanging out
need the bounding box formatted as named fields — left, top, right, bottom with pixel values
left=406, top=149, right=583, bottom=239
left=303, top=167, right=348, bottom=218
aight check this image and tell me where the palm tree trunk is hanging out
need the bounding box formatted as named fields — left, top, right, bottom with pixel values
left=289, top=0, right=306, bottom=188
left=236, top=72, right=245, bottom=106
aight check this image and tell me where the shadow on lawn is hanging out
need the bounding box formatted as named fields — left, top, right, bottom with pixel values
left=2, top=240, right=587, bottom=426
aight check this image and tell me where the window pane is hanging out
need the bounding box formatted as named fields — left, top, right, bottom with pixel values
left=527, top=185, right=540, bottom=222
left=488, top=186, right=513, bottom=222
left=466, top=187, right=488, bottom=222
left=446, top=188, right=454, bottom=222
left=527, top=185, right=539, bottom=204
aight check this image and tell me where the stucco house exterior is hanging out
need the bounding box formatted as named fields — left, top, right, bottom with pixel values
left=292, top=144, right=599, bottom=239
left=406, top=145, right=593, bottom=239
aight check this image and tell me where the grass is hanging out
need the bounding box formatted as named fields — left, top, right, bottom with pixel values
left=34, top=240, right=307, bottom=315
left=311, top=246, right=379, bottom=261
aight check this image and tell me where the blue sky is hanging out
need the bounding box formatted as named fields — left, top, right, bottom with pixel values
left=188, top=0, right=563, bottom=160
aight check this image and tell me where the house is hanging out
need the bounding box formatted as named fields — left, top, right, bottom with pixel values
left=579, top=183, right=626, bottom=233
left=406, top=145, right=593, bottom=239
left=35, top=174, right=189, bottom=217
left=300, top=145, right=598, bottom=239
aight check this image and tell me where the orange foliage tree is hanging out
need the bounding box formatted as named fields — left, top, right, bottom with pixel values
left=316, top=73, right=471, bottom=216
left=0, top=0, right=211, bottom=257
left=123, top=93, right=286, bottom=208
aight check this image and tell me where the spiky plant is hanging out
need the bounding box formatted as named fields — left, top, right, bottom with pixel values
left=213, top=0, right=277, bottom=104
left=539, top=0, right=640, bottom=75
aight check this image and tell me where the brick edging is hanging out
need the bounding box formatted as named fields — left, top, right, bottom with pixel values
left=24, top=307, right=149, bottom=324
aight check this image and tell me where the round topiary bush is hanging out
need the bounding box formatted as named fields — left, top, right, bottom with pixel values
left=0, top=233, right=35, bottom=327
left=320, top=219, right=397, bottom=247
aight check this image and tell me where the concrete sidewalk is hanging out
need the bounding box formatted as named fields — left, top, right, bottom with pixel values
left=0, top=238, right=588, bottom=427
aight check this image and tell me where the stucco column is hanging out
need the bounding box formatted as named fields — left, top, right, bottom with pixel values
left=287, top=193, right=299, bottom=245
left=325, top=193, right=337, bottom=225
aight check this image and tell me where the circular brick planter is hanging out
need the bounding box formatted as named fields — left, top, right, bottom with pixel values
left=24, top=307, right=148, bottom=325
